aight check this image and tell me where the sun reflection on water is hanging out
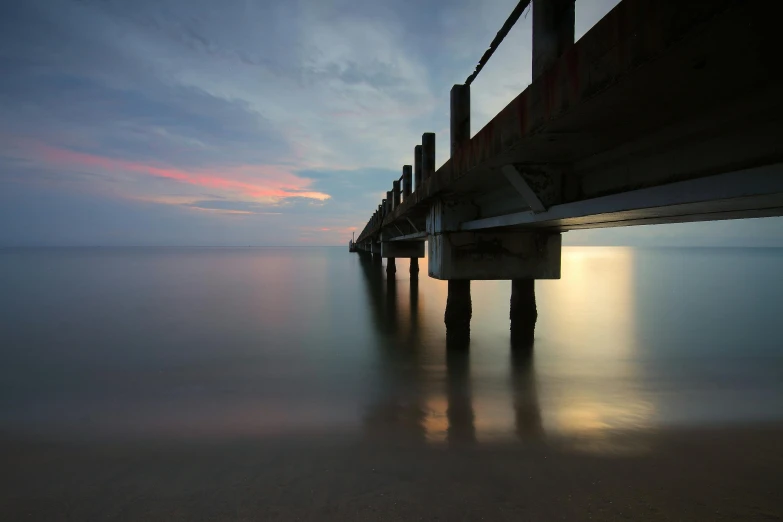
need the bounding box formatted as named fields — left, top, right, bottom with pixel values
left=360, top=247, right=659, bottom=453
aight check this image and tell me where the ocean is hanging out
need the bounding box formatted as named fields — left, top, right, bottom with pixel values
left=1, top=246, right=782, bottom=448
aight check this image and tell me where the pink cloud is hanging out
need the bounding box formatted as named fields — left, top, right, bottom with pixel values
left=30, top=142, right=330, bottom=202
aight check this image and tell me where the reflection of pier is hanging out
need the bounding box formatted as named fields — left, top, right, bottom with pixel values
left=359, top=250, right=544, bottom=445
left=359, top=251, right=426, bottom=443
left=510, top=347, right=543, bottom=441
left=445, top=345, right=475, bottom=445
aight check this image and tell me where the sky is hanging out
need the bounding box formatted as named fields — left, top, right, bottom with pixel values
left=0, top=0, right=780, bottom=247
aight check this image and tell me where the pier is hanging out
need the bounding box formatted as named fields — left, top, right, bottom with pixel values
left=352, top=0, right=783, bottom=342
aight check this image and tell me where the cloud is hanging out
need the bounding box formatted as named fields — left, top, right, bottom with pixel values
left=184, top=200, right=283, bottom=215
left=7, top=140, right=330, bottom=203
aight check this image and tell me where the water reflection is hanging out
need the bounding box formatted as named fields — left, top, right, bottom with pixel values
left=535, top=247, right=654, bottom=453
left=445, top=345, right=476, bottom=445
left=360, top=252, right=426, bottom=443
left=3, top=247, right=780, bottom=447
left=359, top=253, right=544, bottom=447
left=510, top=347, right=544, bottom=441
left=357, top=247, right=662, bottom=451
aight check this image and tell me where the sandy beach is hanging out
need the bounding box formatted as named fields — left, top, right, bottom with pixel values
left=2, top=423, right=782, bottom=521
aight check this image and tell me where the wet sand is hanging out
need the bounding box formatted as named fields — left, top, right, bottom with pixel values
left=2, top=424, right=782, bottom=521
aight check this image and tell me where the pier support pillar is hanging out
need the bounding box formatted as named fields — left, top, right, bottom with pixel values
left=445, top=280, right=472, bottom=342
left=510, top=279, right=538, bottom=347
left=410, top=257, right=419, bottom=278
left=444, top=83, right=473, bottom=341
left=386, top=257, right=396, bottom=277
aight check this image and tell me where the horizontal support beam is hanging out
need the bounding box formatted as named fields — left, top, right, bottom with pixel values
left=381, top=241, right=425, bottom=258
left=428, top=231, right=561, bottom=280
left=389, top=231, right=427, bottom=242
left=460, top=163, right=783, bottom=231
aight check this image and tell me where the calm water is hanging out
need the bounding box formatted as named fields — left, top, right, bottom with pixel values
left=1, top=246, right=782, bottom=447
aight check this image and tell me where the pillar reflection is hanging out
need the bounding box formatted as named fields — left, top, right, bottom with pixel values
left=360, top=255, right=426, bottom=443
left=445, top=340, right=476, bottom=446
left=510, top=344, right=543, bottom=442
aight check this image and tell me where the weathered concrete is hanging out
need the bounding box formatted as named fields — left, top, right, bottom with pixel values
left=510, top=279, right=538, bottom=346
left=428, top=231, right=561, bottom=280
left=532, top=0, right=574, bottom=80
left=381, top=241, right=425, bottom=259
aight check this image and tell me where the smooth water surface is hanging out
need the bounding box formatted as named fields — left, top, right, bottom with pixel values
left=1, top=247, right=782, bottom=447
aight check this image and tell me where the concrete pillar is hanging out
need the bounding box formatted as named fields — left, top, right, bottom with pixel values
left=402, top=165, right=412, bottom=200
left=393, top=180, right=401, bottom=210
left=445, top=280, right=472, bottom=342
left=445, top=84, right=472, bottom=340
left=386, top=191, right=393, bottom=215
left=532, top=0, right=574, bottom=80
left=410, top=257, right=419, bottom=278
left=510, top=279, right=538, bottom=347
left=422, top=133, right=435, bottom=183
left=386, top=256, right=396, bottom=277
left=414, top=145, right=422, bottom=191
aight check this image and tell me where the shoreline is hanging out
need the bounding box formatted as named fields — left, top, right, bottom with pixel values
left=2, top=421, right=782, bottom=521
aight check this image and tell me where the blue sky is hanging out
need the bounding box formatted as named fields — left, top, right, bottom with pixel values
left=1, top=0, right=780, bottom=246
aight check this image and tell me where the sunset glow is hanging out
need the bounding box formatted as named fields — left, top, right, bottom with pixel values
left=35, top=143, right=331, bottom=203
